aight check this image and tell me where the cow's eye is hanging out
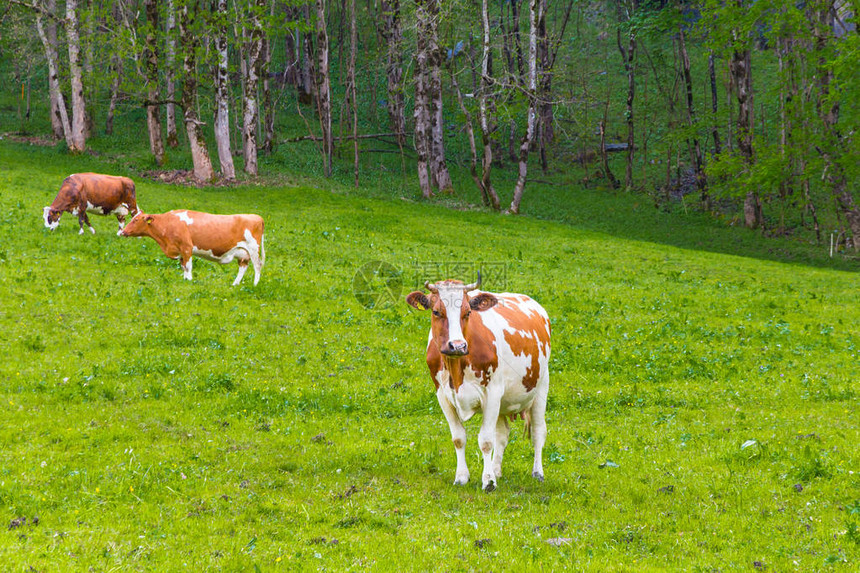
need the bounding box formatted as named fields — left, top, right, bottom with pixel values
left=464, top=310, right=471, bottom=318
left=432, top=310, right=442, bottom=318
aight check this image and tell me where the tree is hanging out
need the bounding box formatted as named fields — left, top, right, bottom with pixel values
left=179, top=0, right=215, bottom=181
left=616, top=0, right=637, bottom=190
left=508, top=0, right=540, bottom=214
left=242, top=0, right=265, bottom=175
left=144, top=0, right=165, bottom=165
left=315, top=0, right=333, bottom=177
left=213, top=0, right=236, bottom=179
left=380, top=0, right=406, bottom=146
left=66, top=0, right=87, bottom=152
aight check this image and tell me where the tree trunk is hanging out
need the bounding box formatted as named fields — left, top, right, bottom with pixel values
left=730, top=9, right=760, bottom=228
left=300, top=6, right=316, bottom=104
left=380, top=0, right=406, bottom=147
left=616, top=6, right=636, bottom=190
left=44, top=0, right=64, bottom=140
left=536, top=0, right=551, bottom=171
left=144, top=0, right=165, bottom=165
left=179, top=0, right=215, bottom=181
left=508, top=0, right=540, bottom=214
left=414, top=0, right=432, bottom=197
left=315, top=0, right=333, bottom=177
left=479, top=0, right=501, bottom=210
left=427, top=0, right=453, bottom=193
left=243, top=0, right=264, bottom=175
left=166, top=0, right=179, bottom=148
left=261, top=0, right=275, bottom=155
left=214, top=0, right=236, bottom=180
left=678, top=27, right=706, bottom=208
left=814, top=1, right=860, bottom=250
left=349, top=0, right=359, bottom=187
left=66, top=0, right=87, bottom=152
left=511, top=0, right=525, bottom=83
left=708, top=52, right=721, bottom=155
left=106, top=53, right=122, bottom=136
left=35, top=8, right=72, bottom=148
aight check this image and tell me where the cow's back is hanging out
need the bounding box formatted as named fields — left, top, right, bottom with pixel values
left=71, top=173, right=137, bottom=208
left=171, top=210, right=264, bottom=254
left=474, top=292, right=551, bottom=394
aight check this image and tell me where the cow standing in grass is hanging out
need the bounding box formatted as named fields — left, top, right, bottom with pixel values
left=119, top=210, right=265, bottom=286
left=43, top=173, right=139, bottom=235
left=406, top=275, right=551, bottom=492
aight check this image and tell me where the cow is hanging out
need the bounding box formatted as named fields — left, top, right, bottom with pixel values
left=43, top=173, right=138, bottom=235
left=406, top=274, right=550, bottom=492
left=119, top=210, right=265, bottom=286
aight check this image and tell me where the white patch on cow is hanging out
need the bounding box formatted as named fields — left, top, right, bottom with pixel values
left=71, top=207, right=79, bottom=216
left=85, top=201, right=107, bottom=215
left=176, top=211, right=194, bottom=225
left=190, top=227, right=262, bottom=286
left=182, top=258, right=193, bottom=280
left=89, top=226, right=95, bottom=234
left=437, top=284, right=467, bottom=344
left=78, top=227, right=84, bottom=235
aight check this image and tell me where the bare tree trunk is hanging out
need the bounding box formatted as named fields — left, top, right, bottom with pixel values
left=427, top=0, right=454, bottom=193
left=479, top=0, right=501, bottom=210
left=300, top=6, right=316, bottom=104
left=511, top=0, right=525, bottom=82
left=508, top=0, right=540, bottom=214
left=616, top=2, right=636, bottom=190
left=66, top=0, right=87, bottom=152
left=730, top=7, right=760, bottom=229
left=814, top=2, right=860, bottom=250
left=44, top=0, right=64, bottom=140
left=106, top=54, right=122, bottom=136
left=179, top=0, right=214, bottom=181
left=708, top=52, right=721, bottom=155
left=380, top=0, right=406, bottom=147
left=82, top=0, right=94, bottom=138
left=214, top=0, right=236, bottom=179
left=261, top=1, right=275, bottom=155
left=144, top=0, right=165, bottom=165
left=243, top=0, right=264, bottom=175
left=414, top=0, right=432, bottom=197
left=315, top=0, right=333, bottom=177
left=166, top=0, right=179, bottom=148
left=35, top=8, right=72, bottom=148
left=678, top=27, right=706, bottom=208
left=348, top=0, right=359, bottom=187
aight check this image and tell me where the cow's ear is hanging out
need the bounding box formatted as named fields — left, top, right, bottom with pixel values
left=406, top=291, right=431, bottom=311
left=469, top=293, right=498, bottom=312
left=145, top=215, right=154, bottom=224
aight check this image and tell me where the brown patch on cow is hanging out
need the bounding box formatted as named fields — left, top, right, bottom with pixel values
left=494, top=302, right=551, bottom=391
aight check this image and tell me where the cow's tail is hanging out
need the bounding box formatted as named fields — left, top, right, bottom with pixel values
left=522, top=410, right=533, bottom=443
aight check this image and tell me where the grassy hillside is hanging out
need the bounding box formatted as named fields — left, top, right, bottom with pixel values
left=0, top=141, right=858, bottom=570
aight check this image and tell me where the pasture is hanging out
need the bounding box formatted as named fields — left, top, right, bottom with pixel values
left=0, top=142, right=858, bottom=571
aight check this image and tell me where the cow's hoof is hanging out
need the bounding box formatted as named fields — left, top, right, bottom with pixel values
left=532, top=471, right=544, bottom=482
left=483, top=480, right=496, bottom=493
left=453, top=474, right=469, bottom=486
left=89, top=227, right=95, bottom=234
left=78, top=228, right=84, bottom=235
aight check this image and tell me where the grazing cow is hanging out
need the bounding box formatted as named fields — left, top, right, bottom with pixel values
left=43, top=173, right=138, bottom=235
left=119, top=210, right=265, bottom=286
left=406, top=274, right=550, bottom=492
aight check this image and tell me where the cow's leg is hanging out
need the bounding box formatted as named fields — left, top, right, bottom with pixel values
left=233, top=261, right=249, bottom=286
left=492, top=415, right=511, bottom=479
left=116, top=213, right=126, bottom=235
left=478, top=388, right=503, bottom=492
left=435, top=387, right=469, bottom=485
left=529, top=386, right=549, bottom=482
left=180, top=250, right=193, bottom=281
left=78, top=211, right=94, bottom=235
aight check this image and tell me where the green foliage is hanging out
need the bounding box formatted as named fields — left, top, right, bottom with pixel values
left=0, top=143, right=858, bottom=569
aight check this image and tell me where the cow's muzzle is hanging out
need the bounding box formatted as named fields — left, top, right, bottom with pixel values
left=441, top=340, right=469, bottom=356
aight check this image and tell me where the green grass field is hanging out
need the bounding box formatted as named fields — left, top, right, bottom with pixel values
left=0, top=141, right=858, bottom=571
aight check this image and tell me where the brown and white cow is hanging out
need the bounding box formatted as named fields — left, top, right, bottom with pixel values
left=43, top=173, right=138, bottom=235
left=406, top=275, right=550, bottom=492
left=119, top=210, right=265, bottom=286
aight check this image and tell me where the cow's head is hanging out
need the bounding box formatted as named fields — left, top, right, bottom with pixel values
left=406, top=273, right=498, bottom=357
left=43, top=206, right=61, bottom=230
left=118, top=212, right=153, bottom=237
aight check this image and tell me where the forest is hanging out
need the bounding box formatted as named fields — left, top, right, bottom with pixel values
left=0, top=0, right=858, bottom=255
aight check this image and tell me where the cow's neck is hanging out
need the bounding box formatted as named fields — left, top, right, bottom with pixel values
left=143, top=222, right=173, bottom=255
left=442, top=356, right=467, bottom=390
